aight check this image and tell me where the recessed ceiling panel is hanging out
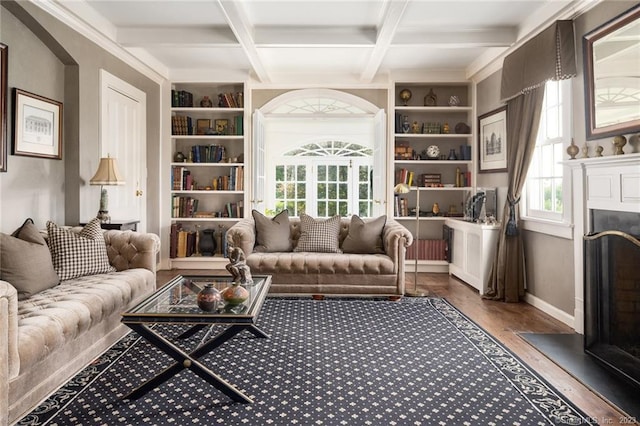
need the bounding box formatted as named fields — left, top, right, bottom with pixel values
left=144, top=46, right=252, bottom=70
left=380, top=46, right=485, bottom=71
left=258, top=47, right=372, bottom=74
left=86, top=0, right=228, bottom=26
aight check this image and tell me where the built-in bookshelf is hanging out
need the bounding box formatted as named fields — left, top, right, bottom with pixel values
left=169, top=82, right=247, bottom=268
left=392, top=82, right=475, bottom=272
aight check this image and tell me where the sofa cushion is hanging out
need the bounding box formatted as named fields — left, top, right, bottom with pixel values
left=247, top=252, right=395, bottom=275
left=47, top=219, right=115, bottom=281
left=0, top=219, right=60, bottom=300
left=341, top=215, right=386, bottom=254
left=252, top=209, right=292, bottom=252
left=293, top=214, right=341, bottom=253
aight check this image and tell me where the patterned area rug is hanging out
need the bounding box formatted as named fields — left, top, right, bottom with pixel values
left=17, top=298, right=593, bottom=425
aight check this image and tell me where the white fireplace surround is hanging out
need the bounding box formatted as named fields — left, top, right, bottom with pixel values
left=566, top=152, right=640, bottom=334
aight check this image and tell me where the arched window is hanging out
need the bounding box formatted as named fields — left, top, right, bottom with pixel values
left=254, top=89, right=385, bottom=218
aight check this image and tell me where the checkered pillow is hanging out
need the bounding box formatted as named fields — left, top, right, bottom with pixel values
left=47, top=218, right=115, bottom=281
left=293, top=214, right=342, bottom=253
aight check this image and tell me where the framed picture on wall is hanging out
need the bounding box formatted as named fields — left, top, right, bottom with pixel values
left=13, top=88, right=63, bottom=160
left=1, top=43, right=7, bottom=172
left=478, top=106, right=507, bottom=173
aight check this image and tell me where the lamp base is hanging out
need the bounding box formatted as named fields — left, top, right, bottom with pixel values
left=97, top=210, right=111, bottom=224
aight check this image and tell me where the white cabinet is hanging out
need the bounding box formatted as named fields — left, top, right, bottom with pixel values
left=445, top=218, right=500, bottom=294
left=169, top=82, right=248, bottom=269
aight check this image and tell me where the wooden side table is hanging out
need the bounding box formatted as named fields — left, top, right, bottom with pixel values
left=81, top=220, right=139, bottom=231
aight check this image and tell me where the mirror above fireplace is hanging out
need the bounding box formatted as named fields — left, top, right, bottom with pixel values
left=583, top=4, right=640, bottom=140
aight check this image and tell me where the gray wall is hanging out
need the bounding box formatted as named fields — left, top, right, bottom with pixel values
left=474, top=0, right=639, bottom=315
left=0, top=1, right=162, bottom=235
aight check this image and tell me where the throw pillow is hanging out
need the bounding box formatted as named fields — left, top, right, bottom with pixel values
left=47, top=218, right=115, bottom=281
left=293, top=214, right=341, bottom=253
left=341, top=215, right=386, bottom=254
left=253, top=209, right=292, bottom=252
left=0, top=218, right=60, bottom=300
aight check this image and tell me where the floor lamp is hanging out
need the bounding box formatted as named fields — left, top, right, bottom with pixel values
left=394, top=183, right=427, bottom=297
left=90, top=155, right=125, bottom=223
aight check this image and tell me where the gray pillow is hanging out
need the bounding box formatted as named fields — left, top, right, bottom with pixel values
left=294, top=214, right=342, bottom=253
left=341, top=215, right=386, bottom=254
left=47, top=218, right=115, bottom=281
left=0, top=218, right=59, bottom=300
left=253, top=209, right=292, bottom=252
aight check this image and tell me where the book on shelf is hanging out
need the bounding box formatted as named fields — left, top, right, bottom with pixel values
left=397, top=168, right=414, bottom=186
left=172, top=115, right=193, bottom=135
left=394, top=195, right=409, bottom=217
left=172, top=196, right=199, bottom=218
left=186, top=144, right=226, bottom=163
left=218, top=92, right=243, bottom=108
left=171, top=166, right=193, bottom=191
left=171, top=90, right=194, bottom=107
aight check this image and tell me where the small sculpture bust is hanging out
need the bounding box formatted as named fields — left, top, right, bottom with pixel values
left=226, top=247, right=253, bottom=284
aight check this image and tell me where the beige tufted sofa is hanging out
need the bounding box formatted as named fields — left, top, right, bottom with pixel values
left=226, top=217, right=413, bottom=296
left=0, top=229, right=160, bottom=425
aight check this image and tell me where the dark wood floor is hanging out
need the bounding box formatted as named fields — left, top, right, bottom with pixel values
left=156, top=270, right=634, bottom=425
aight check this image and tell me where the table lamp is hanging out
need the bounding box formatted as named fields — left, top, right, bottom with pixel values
left=90, top=155, right=125, bottom=223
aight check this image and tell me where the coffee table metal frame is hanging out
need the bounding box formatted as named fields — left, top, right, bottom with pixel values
left=121, top=275, right=272, bottom=403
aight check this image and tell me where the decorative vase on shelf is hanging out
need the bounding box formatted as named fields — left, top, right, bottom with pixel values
left=595, top=145, right=604, bottom=157
left=200, top=96, right=213, bottom=107
left=221, top=283, right=249, bottom=306
left=197, top=283, right=221, bottom=312
left=448, top=95, right=460, bottom=107
left=447, top=148, right=457, bottom=160
left=612, top=135, right=627, bottom=155
left=581, top=143, right=589, bottom=159
left=199, top=229, right=217, bottom=256
left=174, top=151, right=186, bottom=163
left=566, top=139, right=579, bottom=160
left=424, top=88, right=437, bottom=106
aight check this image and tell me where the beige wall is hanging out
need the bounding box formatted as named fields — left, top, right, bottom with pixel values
left=473, top=0, right=639, bottom=316
left=0, top=1, right=162, bottom=235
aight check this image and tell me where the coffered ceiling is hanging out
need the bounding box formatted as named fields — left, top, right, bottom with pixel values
left=46, top=0, right=597, bottom=83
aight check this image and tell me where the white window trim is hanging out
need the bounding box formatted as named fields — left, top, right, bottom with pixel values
left=522, top=79, right=574, bottom=239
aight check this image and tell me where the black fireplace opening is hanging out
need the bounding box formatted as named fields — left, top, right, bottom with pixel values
left=584, top=210, right=640, bottom=389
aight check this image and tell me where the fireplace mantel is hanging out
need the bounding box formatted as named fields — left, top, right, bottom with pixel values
left=566, top=152, right=640, bottom=334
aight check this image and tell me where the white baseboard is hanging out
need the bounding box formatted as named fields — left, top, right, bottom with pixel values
left=524, top=292, right=575, bottom=329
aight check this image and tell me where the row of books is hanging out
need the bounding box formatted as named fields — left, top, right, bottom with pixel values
left=406, top=239, right=447, bottom=261
left=171, top=166, right=244, bottom=191
left=170, top=90, right=244, bottom=109
left=172, top=90, right=194, bottom=107
left=172, top=115, right=243, bottom=136
left=169, top=223, right=229, bottom=258
left=394, top=196, right=410, bottom=217
left=397, top=168, right=415, bottom=186
left=181, top=144, right=228, bottom=164
left=171, top=196, right=244, bottom=218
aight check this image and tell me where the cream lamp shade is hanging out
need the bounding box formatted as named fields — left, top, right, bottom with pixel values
left=90, top=156, right=126, bottom=186
left=90, top=156, right=125, bottom=223
left=393, top=183, right=410, bottom=194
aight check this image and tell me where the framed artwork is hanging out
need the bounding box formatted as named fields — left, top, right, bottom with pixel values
left=478, top=106, right=507, bottom=173
left=196, top=118, right=211, bottom=135
left=0, top=43, right=7, bottom=172
left=214, top=118, right=228, bottom=135
left=13, top=88, right=63, bottom=159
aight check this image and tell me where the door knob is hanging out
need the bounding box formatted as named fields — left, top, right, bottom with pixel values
left=136, top=190, right=143, bottom=197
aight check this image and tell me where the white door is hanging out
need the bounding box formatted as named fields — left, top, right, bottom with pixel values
left=252, top=109, right=266, bottom=212
left=100, top=70, right=147, bottom=231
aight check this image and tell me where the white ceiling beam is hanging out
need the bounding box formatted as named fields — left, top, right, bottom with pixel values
left=393, top=27, right=517, bottom=47
left=360, top=0, right=409, bottom=83
left=217, top=0, right=270, bottom=83
left=117, top=27, right=238, bottom=47
left=255, top=26, right=376, bottom=47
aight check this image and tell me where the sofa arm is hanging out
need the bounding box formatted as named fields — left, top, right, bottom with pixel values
left=103, top=230, right=160, bottom=273
left=1, top=280, right=20, bottom=413
left=226, top=218, right=256, bottom=256
left=383, top=219, right=413, bottom=294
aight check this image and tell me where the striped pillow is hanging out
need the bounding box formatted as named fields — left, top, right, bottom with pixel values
left=293, top=214, right=341, bottom=253
left=47, top=218, right=115, bottom=281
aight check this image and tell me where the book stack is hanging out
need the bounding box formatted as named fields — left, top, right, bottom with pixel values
left=394, top=195, right=409, bottom=217
left=169, top=223, right=197, bottom=258
left=171, top=196, right=198, bottom=218
left=406, top=239, right=447, bottom=260
left=397, top=168, right=414, bottom=186
left=171, top=90, right=194, bottom=107
left=189, top=145, right=226, bottom=163
left=219, top=92, right=242, bottom=108
left=172, top=115, right=193, bottom=135
left=171, top=166, right=193, bottom=190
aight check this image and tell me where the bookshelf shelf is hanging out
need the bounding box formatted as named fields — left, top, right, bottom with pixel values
left=169, top=81, right=247, bottom=264
left=392, top=81, right=475, bottom=271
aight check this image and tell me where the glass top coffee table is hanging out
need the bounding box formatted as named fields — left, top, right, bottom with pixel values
left=121, top=275, right=272, bottom=403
